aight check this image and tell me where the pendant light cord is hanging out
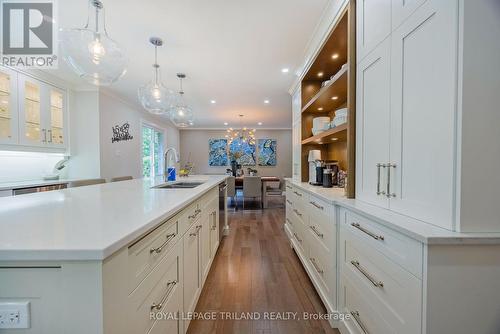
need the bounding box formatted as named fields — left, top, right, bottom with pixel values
left=84, top=0, right=108, bottom=36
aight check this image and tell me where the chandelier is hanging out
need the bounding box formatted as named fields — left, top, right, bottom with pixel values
left=137, top=37, right=175, bottom=115
left=60, top=0, right=128, bottom=86
left=225, top=115, right=256, bottom=145
left=169, top=73, right=194, bottom=127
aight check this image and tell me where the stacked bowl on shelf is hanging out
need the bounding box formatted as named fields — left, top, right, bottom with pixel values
left=312, top=117, right=331, bottom=135
left=331, top=108, right=348, bottom=128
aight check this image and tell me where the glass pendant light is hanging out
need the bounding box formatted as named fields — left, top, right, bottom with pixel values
left=60, top=0, right=128, bottom=86
left=169, top=74, right=194, bottom=128
left=138, top=37, right=175, bottom=114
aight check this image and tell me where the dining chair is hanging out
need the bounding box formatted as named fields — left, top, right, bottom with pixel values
left=263, top=177, right=285, bottom=208
left=243, top=176, right=262, bottom=210
left=68, top=178, right=106, bottom=188
left=110, top=176, right=133, bottom=182
left=226, top=176, right=236, bottom=210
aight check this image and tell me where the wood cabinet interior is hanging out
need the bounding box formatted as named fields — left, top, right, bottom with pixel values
left=300, top=3, right=356, bottom=198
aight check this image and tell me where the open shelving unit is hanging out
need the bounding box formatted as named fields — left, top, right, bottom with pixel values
left=300, top=2, right=356, bottom=198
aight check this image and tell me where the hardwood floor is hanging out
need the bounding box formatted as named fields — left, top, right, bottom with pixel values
left=187, top=204, right=340, bottom=334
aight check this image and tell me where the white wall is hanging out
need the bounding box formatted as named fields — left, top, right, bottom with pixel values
left=98, top=91, right=180, bottom=179
left=67, top=90, right=101, bottom=179
left=179, top=129, right=292, bottom=177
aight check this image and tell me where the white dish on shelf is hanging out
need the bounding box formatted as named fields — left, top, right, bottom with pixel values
left=312, top=117, right=331, bottom=130
left=335, top=107, right=348, bottom=117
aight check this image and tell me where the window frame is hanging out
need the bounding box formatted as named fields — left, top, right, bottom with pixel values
left=140, top=120, right=166, bottom=179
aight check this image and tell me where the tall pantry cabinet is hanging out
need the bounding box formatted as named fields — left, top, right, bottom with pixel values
left=355, top=0, right=500, bottom=232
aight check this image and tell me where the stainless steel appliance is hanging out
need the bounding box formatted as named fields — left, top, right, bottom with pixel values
left=218, top=182, right=227, bottom=240
left=13, top=183, right=67, bottom=196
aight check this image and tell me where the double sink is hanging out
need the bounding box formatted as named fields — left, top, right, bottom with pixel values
left=153, top=181, right=205, bottom=189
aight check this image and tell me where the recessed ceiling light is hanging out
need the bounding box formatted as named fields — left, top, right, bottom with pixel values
left=317, top=72, right=324, bottom=77
left=224, top=122, right=228, bottom=126
left=210, top=100, right=216, bottom=104
left=332, top=53, right=339, bottom=59
left=331, top=96, right=338, bottom=100
left=258, top=122, right=263, bottom=126
left=318, top=107, right=324, bottom=111
left=264, top=100, right=270, bottom=104
left=281, top=68, right=289, bottom=73
left=331, top=137, right=338, bottom=141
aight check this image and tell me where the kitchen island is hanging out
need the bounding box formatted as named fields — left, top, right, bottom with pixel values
left=0, top=175, right=227, bottom=334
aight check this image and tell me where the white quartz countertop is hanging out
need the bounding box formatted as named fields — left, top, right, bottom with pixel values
left=285, top=178, right=500, bottom=245
left=0, top=178, right=78, bottom=191
left=0, top=175, right=227, bottom=261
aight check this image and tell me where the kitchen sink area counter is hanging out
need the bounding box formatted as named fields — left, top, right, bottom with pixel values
left=0, top=175, right=226, bottom=334
left=0, top=175, right=226, bottom=261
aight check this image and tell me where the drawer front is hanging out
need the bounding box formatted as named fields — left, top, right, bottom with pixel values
left=291, top=186, right=307, bottom=207
left=307, top=208, right=335, bottom=255
left=342, top=274, right=398, bottom=334
left=149, top=285, right=182, bottom=334
left=128, top=215, right=181, bottom=291
left=341, top=226, right=422, bottom=334
left=200, top=188, right=218, bottom=207
left=129, top=241, right=182, bottom=334
left=307, top=194, right=334, bottom=225
left=343, top=210, right=423, bottom=278
left=291, top=202, right=307, bottom=226
left=292, top=219, right=307, bottom=254
left=309, top=238, right=336, bottom=307
left=182, top=202, right=202, bottom=234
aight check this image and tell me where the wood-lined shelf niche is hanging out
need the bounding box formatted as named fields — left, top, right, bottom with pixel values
left=299, top=2, right=356, bottom=198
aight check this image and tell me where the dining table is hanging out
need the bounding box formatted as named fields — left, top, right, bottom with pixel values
left=235, top=176, right=281, bottom=209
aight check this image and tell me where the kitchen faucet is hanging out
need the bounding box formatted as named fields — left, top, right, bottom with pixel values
left=164, top=147, right=180, bottom=182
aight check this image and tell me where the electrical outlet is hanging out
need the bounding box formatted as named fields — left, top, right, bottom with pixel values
left=0, top=302, right=30, bottom=329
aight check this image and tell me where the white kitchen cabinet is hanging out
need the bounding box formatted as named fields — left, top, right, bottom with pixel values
left=389, top=0, right=458, bottom=228
left=392, top=0, right=427, bottom=29
left=356, top=0, right=391, bottom=62
left=0, top=67, right=19, bottom=145
left=18, top=73, right=68, bottom=149
left=355, top=38, right=391, bottom=208
left=183, top=222, right=200, bottom=319
left=209, top=207, right=219, bottom=259
left=200, top=209, right=211, bottom=284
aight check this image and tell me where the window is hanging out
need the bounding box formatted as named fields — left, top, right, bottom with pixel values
left=142, top=124, right=164, bottom=178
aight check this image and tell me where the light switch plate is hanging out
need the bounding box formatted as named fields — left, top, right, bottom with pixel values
left=0, top=301, right=30, bottom=329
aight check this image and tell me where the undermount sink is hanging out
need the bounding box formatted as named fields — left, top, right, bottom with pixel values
left=153, top=182, right=205, bottom=189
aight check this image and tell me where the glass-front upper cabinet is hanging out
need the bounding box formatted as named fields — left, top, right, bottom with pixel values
left=0, top=67, right=19, bottom=145
left=17, top=73, right=67, bottom=148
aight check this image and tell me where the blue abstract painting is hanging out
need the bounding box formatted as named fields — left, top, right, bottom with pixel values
left=258, top=139, right=277, bottom=166
left=229, top=138, right=256, bottom=166
left=208, top=139, right=228, bottom=166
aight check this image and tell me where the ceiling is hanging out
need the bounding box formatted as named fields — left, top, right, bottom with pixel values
left=53, top=0, right=330, bottom=129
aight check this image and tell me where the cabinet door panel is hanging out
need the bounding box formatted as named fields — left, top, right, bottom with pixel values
left=356, top=38, right=391, bottom=208
left=183, top=223, right=200, bottom=315
left=389, top=0, right=458, bottom=229
left=210, top=209, right=219, bottom=258
left=0, top=67, right=18, bottom=144
left=357, top=0, right=392, bottom=62
left=200, top=211, right=211, bottom=283
left=48, top=87, right=66, bottom=148
left=392, top=0, right=427, bottom=29
left=18, top=75, right=47, bottom=147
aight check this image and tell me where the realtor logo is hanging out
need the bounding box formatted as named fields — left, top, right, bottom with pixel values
left=1, top=0, right=58, bottom=68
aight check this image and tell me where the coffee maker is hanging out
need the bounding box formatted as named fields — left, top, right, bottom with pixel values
left=308, top=150, right=323, bottom=185
left=324, top=161, right=339, bottom=186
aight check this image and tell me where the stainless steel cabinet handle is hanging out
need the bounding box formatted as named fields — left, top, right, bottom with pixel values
left=286, top=199, right=293, bottom=205
left=150, top=233, right=177, bottom=254
left=151, top=280, right=178, bottom=311
left=293, top=191, right=302, bottom=197
left=286, top=218, right=292, bottom=225
left=351, top=223, right=384, bottom=241
left=188, top=209, right=202, bottom=219
left=386, top=163, right=396, bottom=198
left=293, top=209, right=303, bottom=217
left=293, top=233, right=302, bottom=243
left=309, top=201, right=324, bottom=210
left=351, top=260, right=384, bottom=288
left=48, top=129, right=53, bottom=143
left=211, top=211, right=217, bottom=230
left=189, top=225, right=202, bottom=236
left=376, top=163, right=386, bottom=196
left=310, top=258, right=324, bottom=274
left=350, top=311, right=369, bottom=334
left=42, top=129, right=47, bottom=143
left=310, top=225, right=324, bottom=238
